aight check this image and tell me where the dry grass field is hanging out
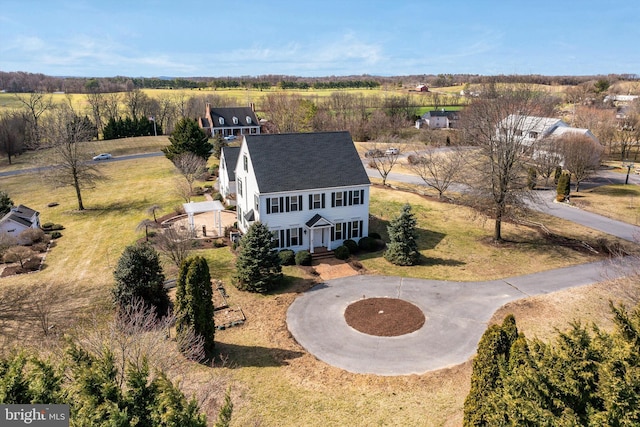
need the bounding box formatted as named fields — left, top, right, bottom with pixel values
left=1, top=136, right=639, bottom=425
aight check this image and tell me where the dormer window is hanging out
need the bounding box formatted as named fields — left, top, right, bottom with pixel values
left=246, top=116, right=252, bottom=124
left=218, top=117, right=224, bottom=125
left=233, top=116, right=239, bottom=125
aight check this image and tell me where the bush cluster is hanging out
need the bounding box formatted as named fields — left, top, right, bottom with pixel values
left=334, top=245, right=350, bottom=260
left=279, top=249, right=295, bottom=266
left=343, top=239, right=358, bottom=254
left=295, top=250, right=312, bottom=266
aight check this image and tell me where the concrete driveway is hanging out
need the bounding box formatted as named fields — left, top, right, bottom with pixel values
left=286, top=258, right=636, bottom=375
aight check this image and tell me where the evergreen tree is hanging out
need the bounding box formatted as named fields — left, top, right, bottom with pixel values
left=214, top=387, right=233, bottom=427
left=112, top=243, right=170, bottom=317
left=162, top=118, right=212, bottom=163
left=233, top=222, right=283, bottom=293
left=0, top=190, right=13, bottom=215
left=175, top=256, right=215, bottom=355
left=384, top=203, right=420, bottom=266
left=556, top=172, right=571, bottom=202
left=212, top=134, right=228, bottom=160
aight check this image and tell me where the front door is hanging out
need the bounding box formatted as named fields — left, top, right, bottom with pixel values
left=313, top=228, right=325, bottom=248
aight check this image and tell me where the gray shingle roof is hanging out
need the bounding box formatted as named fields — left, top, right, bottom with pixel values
left=245, top=131, right=370, bottom=194
left=209, top=107, right=258, bottom=128
left=221, top=146, right=241, bottom=181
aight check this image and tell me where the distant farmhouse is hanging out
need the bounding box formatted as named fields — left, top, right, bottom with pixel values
left=199, top=104, right=260, bottom=138
left=0, top=205, right=40, bottom=244
left=416, top=109, right=460, bottom=129
left=230, top=131, right=370, bottom=254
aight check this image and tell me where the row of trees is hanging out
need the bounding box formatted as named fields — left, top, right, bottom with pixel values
left=3, top=71, right=638, bottom=94
left=103, top=116, right=161, bottom=140
left=464, top=304, right=640, bottom=425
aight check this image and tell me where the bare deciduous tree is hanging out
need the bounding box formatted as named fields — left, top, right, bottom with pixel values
left=407, top=147, right=464, bottom=199
left=41, top=100, right=104, bottom=210
left=559, top=134, right=604, bottom=192
left=155, top=225, right=195, bottom=268
left=531, top=139, right=564, bottom=187
left=147, top=204, right=162, bottom=223
left=459, top=87, right=550, bottom=241
left=14, top=92, right=53, bottom=148
left=0, top=112, right=28, bottom=164
left=367, top=142, right=401, bottom=186
left=3, top=246, right=35, bottom=268
left=261, top=93, right=316, bottom=133
left=174, top=152, right=208, bottom=200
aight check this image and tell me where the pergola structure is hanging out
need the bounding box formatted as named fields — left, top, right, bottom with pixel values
left=182, top=200, right=225, bottom=237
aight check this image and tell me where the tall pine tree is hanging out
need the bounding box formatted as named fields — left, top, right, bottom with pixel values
left=113, top=243, right=170, bottom=317
left=175, top=256, right=215, bottom=356
left=384, top=203, right=420, bottom=266
left=233, top=222, right=282, bottom=293
left=162, top=118, right=212, bottom=163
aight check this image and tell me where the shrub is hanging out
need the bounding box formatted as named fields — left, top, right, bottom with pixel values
left=343, top=239, right=358, bottom=254
left=32, top=242, right=48, bottom=253
left=19, top=228, right=45, bottom=245
left=368, top=232, right=381, bottom=240
left=42, top=222, right=54, bottom=230
left=295, top=250, right=312, bottom=266
left=214, top=239, right=226, bottom=248
left=50, top=231, right=62, bottom=239
left=279, top=249, right=295, bottom=266
left=213, top=192, right=223, bottom=201
left=358, top=236, right=376, bottom=251
left=334, top=245, right=350, bottom=260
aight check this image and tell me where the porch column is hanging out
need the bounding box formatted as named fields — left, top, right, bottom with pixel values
left=309, top=228, right=314, bottom=254
left=326, top=228, right=332, bottom=251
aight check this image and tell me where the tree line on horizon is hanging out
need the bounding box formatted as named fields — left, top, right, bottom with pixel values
left=1, top=70, right=638, bottom=94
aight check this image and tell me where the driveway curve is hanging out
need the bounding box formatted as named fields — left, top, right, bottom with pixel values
left=286, top=258, right=636, bottom=376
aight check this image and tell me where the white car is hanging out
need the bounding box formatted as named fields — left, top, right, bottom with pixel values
left=385, top=147, right=400, bottom=155
left=93, top=153, right=112, bottom=161
left=223, top=135, right=237, bottom=141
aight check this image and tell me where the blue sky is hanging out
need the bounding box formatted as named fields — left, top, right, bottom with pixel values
left=1, top=0, right=638, bottom=78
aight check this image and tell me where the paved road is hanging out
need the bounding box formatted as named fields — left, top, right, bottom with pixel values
left=287, top=258, right=637, bottom=375
left=0, top=151, right=164, bottom=178
left=287, top=163, right=640, bottom=375
left=365, top=165, right=640, bottom=242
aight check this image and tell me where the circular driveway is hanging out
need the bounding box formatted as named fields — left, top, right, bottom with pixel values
left=286, top=259, right=633, bottom=376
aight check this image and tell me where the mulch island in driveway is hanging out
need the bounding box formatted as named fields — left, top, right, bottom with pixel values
left=344, top=297, right=426, bottom=336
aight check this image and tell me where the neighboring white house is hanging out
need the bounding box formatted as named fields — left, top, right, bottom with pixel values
left=416, top=110, right=460, bottom=129
left=497, top=114, right=599, bottom=145
left=233, top=131, right=371, bottom=254
left=0, top=205, right=40, bottom=244
left=198, top=104, right=260, bottom=138
left=218, top=146, right=241, bottom=205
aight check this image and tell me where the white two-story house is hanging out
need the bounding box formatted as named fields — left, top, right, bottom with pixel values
left=0, top=205, right=41, bottom=244
left=234, top=131, right=371, bottom=254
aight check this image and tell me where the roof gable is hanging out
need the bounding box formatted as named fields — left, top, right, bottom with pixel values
left=221, top=146, right=241, bottom=181
left=244, top=131, right=370, bottom=193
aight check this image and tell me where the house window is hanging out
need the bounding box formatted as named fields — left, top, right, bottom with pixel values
left=243, top=154, right=248, bottom=172
left=334, top=192, right=343, bottom=207
left=333, top=223, right=343, bottom=241
left=352, top=190, right=361, bottom=205
left=273, top=230, right=281, bottom=248
left=351, top=220, right=361, bottom=239
left=246, top=116, right=252, bottom=124
left=254, top=194, right=259, bottom=211
left=290, top=196, right=299, bottom=212
left=233, top=116, right=239, bottom=125
left=219, top=117, right=224, bottom=125
left=237, top=178, right=243, bottom=196
left=289, top=227, right=302, bottom=246
left=310, top=193, right=324, bottom=209
left=270, top=197, right=280, bottom=213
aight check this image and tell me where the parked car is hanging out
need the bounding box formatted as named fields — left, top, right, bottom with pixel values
left=93, top=153, right=112, bottom=161
left=223, top=135, right=237, bottom=141
left=385, top=147, right=400, bottom=155
left=364, top=149, right=384, bottom=158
